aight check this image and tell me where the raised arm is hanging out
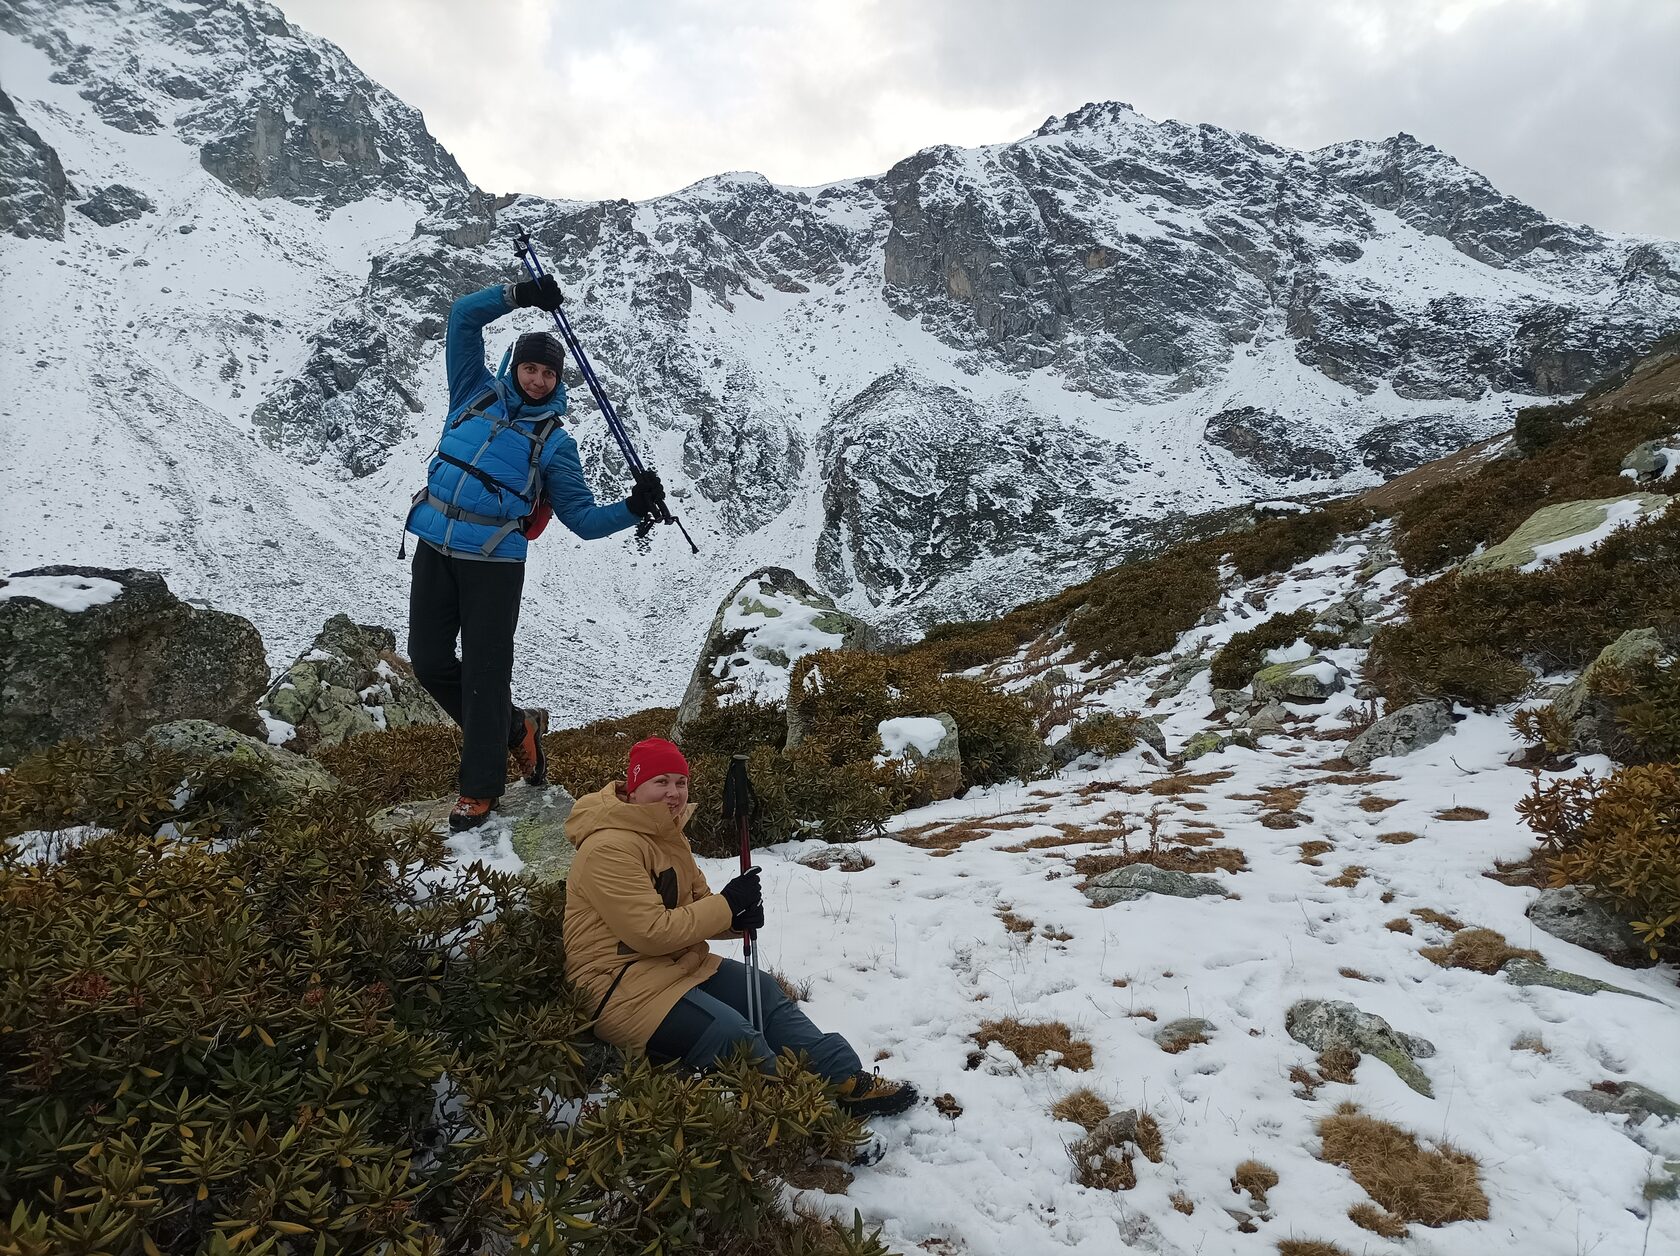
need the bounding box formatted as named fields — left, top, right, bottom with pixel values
left=542, top=431, right=640, bottom=540
left=444, top=284, right=514, bottom=410
left=582, top=837, right=733, bottom=956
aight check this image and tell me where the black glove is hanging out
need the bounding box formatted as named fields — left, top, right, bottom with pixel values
left=731, top=901, right=765, bottom=933
left=626, top=469, right=666, bottom=519
left=512, top=275, right=563, bottom=311
left=720, top=866, right=761, bottom=919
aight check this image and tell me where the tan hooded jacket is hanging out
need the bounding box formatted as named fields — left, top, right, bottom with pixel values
left=562, top=782, right=736, bottom=1047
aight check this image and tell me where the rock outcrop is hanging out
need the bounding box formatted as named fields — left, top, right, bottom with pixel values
left=1345, top=700, right=1455, bottom=768
left=1461, top=495, right=1671, bottom=573
left=261, top=614, right=448, bottom=751
left=0, top=567, right=267, bottom=765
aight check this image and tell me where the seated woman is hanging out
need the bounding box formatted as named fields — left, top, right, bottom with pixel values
left=563, top=736, right=917, bottom=1118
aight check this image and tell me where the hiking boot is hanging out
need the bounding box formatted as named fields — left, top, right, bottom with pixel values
left=836, top=1070, right=918, bottom=1119
left=448, top=795, right=495, bottom=831
left=511, top=707, right=549, bottom=787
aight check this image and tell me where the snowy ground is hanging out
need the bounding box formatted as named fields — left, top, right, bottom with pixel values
left=641, top=530, right=1680, bottom=1254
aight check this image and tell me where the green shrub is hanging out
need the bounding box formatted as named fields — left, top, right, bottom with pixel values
left=677, top=695, right=789, bottom=757
left=1518, top=761, right=1680, bottom=961
left=1063, top=711, right=1148, bottom=757
left=316, top=721, right=471, bottom=806
left=1064, top=549, right=1222, bottom=663
left=1368, top=505, right=1680, bottom=710
left=1393, top=402, right=1678, bottom=575
left=544, top=707, right=679, bottom=800
left=1209, top=609, right=1319, bottom=691
left=0, top=739, right=880, bottom=1255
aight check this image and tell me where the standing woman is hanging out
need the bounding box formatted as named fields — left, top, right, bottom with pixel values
left=404, top=275, right=667, bottom=830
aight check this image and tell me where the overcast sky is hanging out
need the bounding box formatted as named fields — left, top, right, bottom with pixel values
left=275, top=0, right=1679, bottom=238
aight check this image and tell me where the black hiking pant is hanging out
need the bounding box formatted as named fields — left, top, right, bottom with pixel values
left=407, top=542, right=527, bottom=799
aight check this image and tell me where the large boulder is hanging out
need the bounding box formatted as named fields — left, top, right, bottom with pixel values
left=1460, top=494, right=1671, bottom=573
left=1251, top=657, right=1347, bottom=704
left=877, top=713, right=963, bottom=802
left=1345, top=700, right=1455, bottom=768
left=261, top=615, right=449, bottom=751
left=1084, top=862, right=1230, bottom=907
left=1285, top=998, right=1436, bottom=1097
left=1526, top=887, right=1653, bottom=968
left=1550, top=627, right=1668, bottom=758
left=0, top=567, right=268, bottom=765
left=1620, top=438, right=1677, bottom=482
left=377, top=783, right=577, bottom=882
left=673, top=567, right=874, bottom=745
left=1500, top=957, right=1653, bottom=1000
left=142, top=720, right=339, bottom=803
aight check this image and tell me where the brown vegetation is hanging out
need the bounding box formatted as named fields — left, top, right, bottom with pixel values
left=1317, top=1103, right=1489, bottom=1226
left=975, top=1019, right=1093, bottom=1071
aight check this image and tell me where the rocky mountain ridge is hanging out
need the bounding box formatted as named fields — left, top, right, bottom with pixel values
left=3, top=0, right=1677, bottom=722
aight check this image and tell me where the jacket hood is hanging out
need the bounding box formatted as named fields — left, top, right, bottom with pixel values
left=493, top=344, right=568, bottom=419
left=565, top=781, right=698, bottom=852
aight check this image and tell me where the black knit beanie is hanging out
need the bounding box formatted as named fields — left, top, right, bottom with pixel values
left=512, top=331, right=566, bottom=375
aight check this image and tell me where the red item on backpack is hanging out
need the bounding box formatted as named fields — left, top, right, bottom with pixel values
left=522, top=499, right=553, bottom=540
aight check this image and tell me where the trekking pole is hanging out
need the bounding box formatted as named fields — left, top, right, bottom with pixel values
left=511, top=230, right=700, bottom=555
left=722, top=754, right=762, bottom=1033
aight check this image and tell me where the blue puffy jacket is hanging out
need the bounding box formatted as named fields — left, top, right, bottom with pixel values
left=404, top=285, right=638, bottom=561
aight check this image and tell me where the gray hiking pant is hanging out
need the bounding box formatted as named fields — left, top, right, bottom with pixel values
left=647, top=958, right=862, bottom=1083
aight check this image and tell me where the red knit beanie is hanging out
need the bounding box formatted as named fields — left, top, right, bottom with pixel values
left=627, top=737, right=690, bottom=794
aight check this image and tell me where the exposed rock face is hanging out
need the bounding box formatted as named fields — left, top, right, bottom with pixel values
left=0, top=86, right=71, bottom=239
left=1460, top=495, right=1671, bottom=573
left=1526, top=887, right=1652, bottom=968
left=0, top=567, right=268, bottom=765
left=376, top=782, right=577, bottom=881
left=73, top=183, right=156, bottom=226
left=1285, top=998, right=1436, bottom=1097
left=1084, top=862, right=1230, bottom=906
left=673, top=567, right=873, bottom=744
left=1345, top=700, right=1455, bottom=768
left=1550, top=627, right=1668, bottom=758
left=142, top=719, right=338, bottom=802
left=1204, top=408, right=1351, bottom=481
left=1355, top=415, right=1480, bottom=477
left=261, top=614, right=448, bottom=751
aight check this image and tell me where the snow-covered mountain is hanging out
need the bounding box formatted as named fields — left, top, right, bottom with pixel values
left=3, top=0, right=1677, bottom=722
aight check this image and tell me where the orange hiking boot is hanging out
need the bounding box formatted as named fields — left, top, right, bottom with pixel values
left=511, top=707, right=549, bottom=786
left=836, top=1070, right=918, bottom=1118
left=448, top=795, right=495, bottom=831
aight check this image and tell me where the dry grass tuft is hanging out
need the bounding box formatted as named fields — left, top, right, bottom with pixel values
left=977, top=1018, right=1093, bottom=1071
left=1304, top=772, right=1401, bottom=787
left=1042, top=926, right=1074, bottom=942
left=1002, top=831, right=1108, bottom=852
left=1412, top=907, right=1467, bottom=931
left=771, top=968, right=813, bottom=1003
left=1358, top=795, right=1401, bottom=812
left=1512, top=1032, right=1550, bottom=1055
left=1234, top=785, right=1309, bottom=812
left=1317, top=1103, right=1490, bottom=1226
left=1157, top=1023, right=1210, bottom=1054
left=1378, top=830, right=1423, bottom=844
left=1169, top=1189, right=1195, bottom=1215
left=1338, top=967, right=1376, bottom=981
left=997, top=909, right=1035, bottom=935
left=783, top=1161, right=854, bottom=1194
left=1110, top=769, right=1235, bottom=797
left=1420, top=927, right=1541, bottom=974
left=1074, top=845, right=1247, bottom=877
left=1434, top=805, right=1490, bottom=821
left=1051, top=1087, right=1112, bottom=1131
left=1348, top=1202, right=1408, bottom=1238
left=897, top=816, right=1038, bottom=850
left=1385, top=917, right=1414, bottom=934
left=1261, top=811, right=1307, bottom=829
left=1327, top=864, right=1367, bottom=888
left=1298, top=840, right=1334, bottom=865
left=1277, top=1242, right=1352, bottom=1256
left=1232, top=1159, right=1280, bottom=1208
left=1316, top=1046, right=1361, bottom=1085
left=1136, top=1114, right=1164, bottom=1163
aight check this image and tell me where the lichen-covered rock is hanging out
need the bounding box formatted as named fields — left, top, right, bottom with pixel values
left=1621, top=438, right=1677, bottom=481
left=797, top=844, right=874, bottom=872
left=1153, top=1017, right=1214, bottom=1051
left=1460, top=495, right=1672, bottom=573
left=142, top=719, right=338, bottom=801
left=1500, top=957, right=1655, bottom=1000
left=1285, top=998, right=1436, bottom=1097
left=0, top=567, right=268, bottom=765
left=377, top=783, right=578, bottom=882
left=674, top=567, right=873, bottom=746
left=1564, top=1081, right=1680, bottom=1127
left=1551, top=627, right=1667, bottom=758
left=1084, top=862, right=1229, bottom=907
left=1251, top=657, right=1346, bottom=704
left=1243, top=701, right=1289, bottom=734
left=1345, top=700, right=1455, bottom=768
left=1149, top=655, right=1209, bottom=702
left=1211, top=688, right=1254, bottom=715
left=1526, top=887, right=1653, bottom=968
left=1178, top=731, right=1229, bottom=763
left=261, top=614, right=447, bottom=751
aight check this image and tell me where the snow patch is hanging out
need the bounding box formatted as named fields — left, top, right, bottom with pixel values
left=0, top=574, right=123, bottom=612
left=1263, top=638, right=1314, bottom=665
left=877, top=716, right=948, bottom=759
left=261, top=713, right=296, bottom=746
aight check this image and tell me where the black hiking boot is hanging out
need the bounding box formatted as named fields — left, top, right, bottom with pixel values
left=836, top=1070, right=918, bottom=1119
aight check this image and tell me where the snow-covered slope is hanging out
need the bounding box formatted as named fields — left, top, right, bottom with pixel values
left=4, top=0, right=1678, bottom=724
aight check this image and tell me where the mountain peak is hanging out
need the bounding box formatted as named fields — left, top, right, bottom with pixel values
left=1034, top=100, right=1151, bottom=138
